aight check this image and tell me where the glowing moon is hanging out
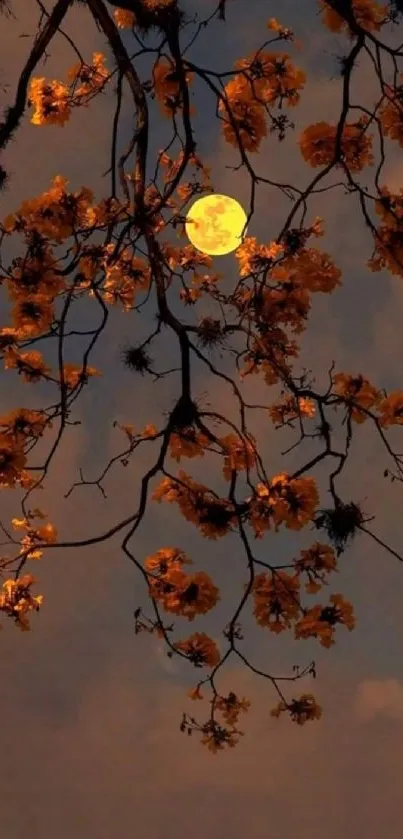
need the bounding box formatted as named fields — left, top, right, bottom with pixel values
left=185, top=194, right=248, bottom=256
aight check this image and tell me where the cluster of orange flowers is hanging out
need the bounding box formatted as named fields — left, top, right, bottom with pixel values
left=251, top=571, right=301, bottom=633
left=144, top=547, right=220, bottom=620
left=213, top=692, right=251, bottom=728
left=218, top=46, right=306, bottom=152
left=271, top=693, right=322, bottom=724
left=378, top=76, right=403, bottom=148
left=28, top=52, right=109, bottom=127
left=331, top=372, right=403, bottom=428
left=0, top=507, right=54, bottom=625
left=0, top=432, right=32, bottom=489
left=201, top=698, right=250, bottom=753
left=174, top=631, right=221, bottom=667
left=0, top=574, right=43, bottom=632
left=113, top=7, right=136, bottom=29
left=219, top=433, right=257, bottom=480
left=247, top=473, right=319, bottom=536
left=234, top=238, right=284, bottom=279
left=317, top=0, right=389, bottom=36
left=332, top=372, right=381, bottom=423
left=0, top=408, right=50, bottom=441
left=295, top=593, right=355, bottom=647
left=183, top=690, right=251, bottom=753
left=153, top=57, right=195, bottom=118
left=2, top=175, right=128, bottom=243
left=234, top=51, right=306, bottom=109
left=299, top=118, right=374, bottom=172
left=113, top=0, right=179, bottom=34
left=11, top=512, right=57, bottom=561
left=95, top=243, right=151, bottom=311
left=152, top=470, right=238, bottom=540
left=268, top=395, right=316, bottom=426
left=167, top=426, right=258, bottom=480
left=293, top=542, right=338, bottom=594
left=377, top=391, right=403, bottom=426
left=368, top=185, right=403, bottom=277
left=168, top=427, right=210, bottom=462
left=0, top=408, right=51, bottom=492
left=199, top=718, right=244, bottom=753
left=251, top=571, right=355, bottom=648
left=1, top=345, right=49, bottom=383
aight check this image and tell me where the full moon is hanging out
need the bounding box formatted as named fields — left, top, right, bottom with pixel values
left=185, top=194, right=248, bottom=256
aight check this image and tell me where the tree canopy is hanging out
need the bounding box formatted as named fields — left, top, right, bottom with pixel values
left=1, top=0, right=403, bottom=753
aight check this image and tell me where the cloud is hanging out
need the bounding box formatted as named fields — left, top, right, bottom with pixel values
left=355, top=677, right=403, bottom=722
left=3, top=650, right=403, bottom=839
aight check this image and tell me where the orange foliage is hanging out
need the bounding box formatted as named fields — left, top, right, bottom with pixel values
left=173, top=632, right=221, bottom=667
left=317, top=0, right=389, bottom=36
left=299, top=118, right=374, bottom=171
